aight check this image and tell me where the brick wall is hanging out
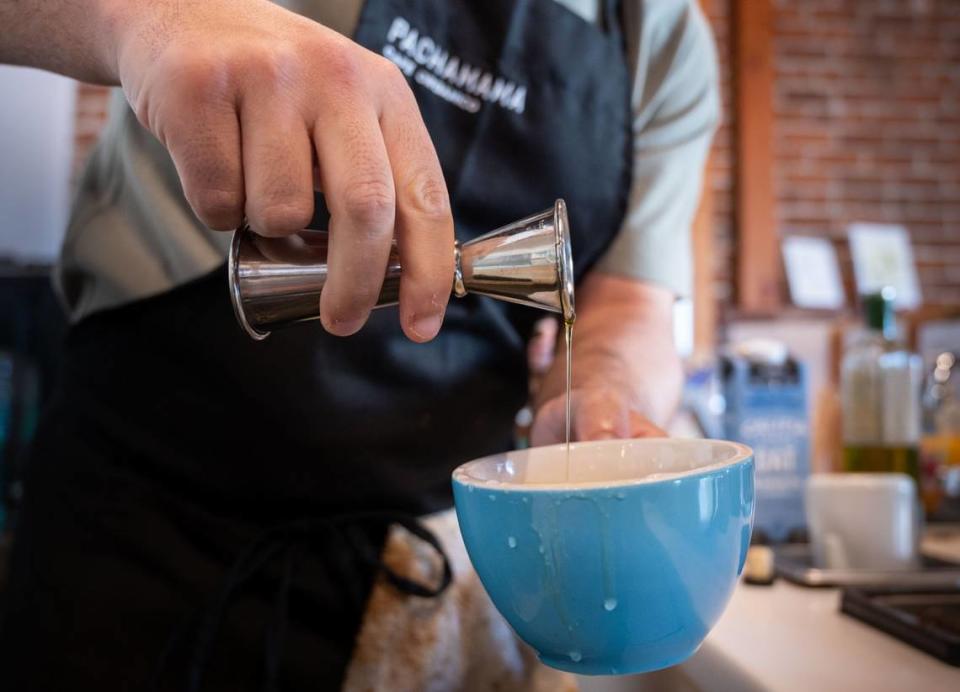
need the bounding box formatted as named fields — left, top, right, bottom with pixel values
left=703, top=0, right=737, bottom=312
left=704, top=0, right=960, bottom=310
left=72, top=83, right=111, bottom=183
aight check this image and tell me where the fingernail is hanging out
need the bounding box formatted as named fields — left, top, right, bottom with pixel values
left=411, top=313, right=443, bottom=340
left=324, top=315, right=365, bottom=336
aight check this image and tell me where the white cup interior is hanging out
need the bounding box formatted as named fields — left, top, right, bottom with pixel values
left=453, top=438, right=752, bottom=490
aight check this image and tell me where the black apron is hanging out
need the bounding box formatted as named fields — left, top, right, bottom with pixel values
left=0, top=0, right=632, bottom=689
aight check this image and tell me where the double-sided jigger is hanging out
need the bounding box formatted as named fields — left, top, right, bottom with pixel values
left=229, top=195, right=575, bottom=340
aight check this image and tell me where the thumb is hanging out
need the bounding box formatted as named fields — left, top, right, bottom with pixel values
left=628, top=410, right=668, bottom=438
left=574, top=389, right=631, bottom=441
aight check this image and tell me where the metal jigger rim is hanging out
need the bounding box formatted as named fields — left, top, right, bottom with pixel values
left=555, top=199, right=576, bottom=323
left=229, top=224, right=270, bottom=341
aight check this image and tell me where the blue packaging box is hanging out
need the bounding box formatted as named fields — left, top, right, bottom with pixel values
left=721, top=354, right=810, bottom=542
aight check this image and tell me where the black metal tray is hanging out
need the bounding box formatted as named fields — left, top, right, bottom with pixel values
left=841, top=587, right=960, bottom=667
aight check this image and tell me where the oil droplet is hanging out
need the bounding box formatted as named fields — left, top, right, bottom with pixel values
left=615, top=491, right=626, bottom=500
left=610, top=667, right=619, bottom=675
left=569, top=650, right=582, bottom=663
left=467, top=485, right=474, bottom=493
left=538, top=544, right=545, bottom=554
left=599, top=513, right=617, bottom=621
left=488, top=494, right=497, bottom=501
left=507, top=536, right=517, bottom=548
left=521, top=496, right=529, bottom=503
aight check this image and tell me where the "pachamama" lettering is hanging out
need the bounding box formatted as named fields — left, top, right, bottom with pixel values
left=383, top=17, right=527, bottom=115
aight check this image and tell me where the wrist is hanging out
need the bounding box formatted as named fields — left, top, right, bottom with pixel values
left=89, top=0, right=136, bottom=83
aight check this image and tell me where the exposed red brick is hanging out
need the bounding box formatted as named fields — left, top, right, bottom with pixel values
left=706, top=0, right=959, bottom=311
left=71, top=83, right=110, bottom=184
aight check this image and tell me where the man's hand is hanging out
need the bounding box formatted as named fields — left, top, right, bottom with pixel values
left=531, top=385, right=666, bottom=445
left=530, top=274, right=682, bottom=446
left=1, top=0, right=454, bottom=342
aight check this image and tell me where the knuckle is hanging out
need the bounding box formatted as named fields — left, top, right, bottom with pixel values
left=135, top=48, right=239, bottom=145
left=378, top=57, right=409, bottom=90
left=161, top=48, right=233, bottom=98
left=246, top=45, right=303, bottom=89
left=189, top=187, right=244, bottom=229
left=252, top=201, right=313, bottom=237
left=319, top=45, right=363, bottom=90
left=140, top=52, right=230, bottom=134
left=404, top=171, right=450, bottom=219
left=341, top=179, right=395, bottom=228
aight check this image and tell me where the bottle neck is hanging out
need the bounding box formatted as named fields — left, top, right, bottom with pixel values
left=863, top=292, right=897, bottom=341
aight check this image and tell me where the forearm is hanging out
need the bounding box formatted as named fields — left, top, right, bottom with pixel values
left=536, top=272, right=683, bottom=427
left=0, top=0, right=129, bottom=83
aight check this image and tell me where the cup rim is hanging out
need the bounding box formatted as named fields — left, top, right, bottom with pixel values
left=452, top=438, right=753, bottom=492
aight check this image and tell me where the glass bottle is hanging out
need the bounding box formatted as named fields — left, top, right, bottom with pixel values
left=920, top=353, right=960, bottom=514
left=841, top=288, right=923, bottom=483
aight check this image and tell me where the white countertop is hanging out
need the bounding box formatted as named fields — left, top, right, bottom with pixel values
left=578, top=579, right=960, bottom=692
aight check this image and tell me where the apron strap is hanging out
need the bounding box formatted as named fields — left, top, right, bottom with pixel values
left=361, top=514, right=454, bottom=598
left=599, top=0, right=622, bottom=36
left=153, top=513, right=453, bottom=692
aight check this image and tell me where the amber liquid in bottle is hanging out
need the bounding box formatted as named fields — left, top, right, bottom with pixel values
left=843, top=445, right=920, bottom=479
left=840, top=289, right=922, bottom=487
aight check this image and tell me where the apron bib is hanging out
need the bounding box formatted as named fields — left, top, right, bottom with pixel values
left=0, top=1, right=632, bottom=689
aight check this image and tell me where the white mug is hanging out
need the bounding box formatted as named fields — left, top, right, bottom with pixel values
left=805, top=473, right=920, bottom=571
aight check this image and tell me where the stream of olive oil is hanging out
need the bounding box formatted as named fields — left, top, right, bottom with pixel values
left=564, top=319, right=574, bottom=481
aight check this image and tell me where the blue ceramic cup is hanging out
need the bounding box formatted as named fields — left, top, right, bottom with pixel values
left=452, top=438, right=754, bottom=675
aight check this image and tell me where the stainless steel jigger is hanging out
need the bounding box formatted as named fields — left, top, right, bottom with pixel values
left=228, top=198, right=575, bottom=340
